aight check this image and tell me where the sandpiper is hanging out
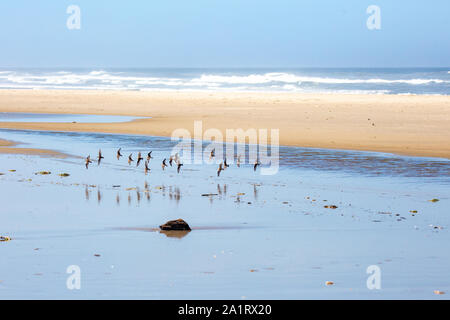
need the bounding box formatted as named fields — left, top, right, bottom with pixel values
left=144, top=160, right=150, bottom=175
left=162, top=158, right=168, bottom=170
left=169, top=155, right=174, bottom=167
left=217, top=162, right=223, bottom=177
left=85, top=155, right=92, bottom=169
left=177, top=160, right=183, bottom=174
left=224, top=158, right=230, bottom=169
left=254, top=160, right=261, bottom=171
left=136, top=152, right=143, bottom=167
left=128, top=153, right=134, bottom=165
left=210, top=148, right=215, bottom=160
left=147, top=151, right=153, bottom=161
left=117, top=148, right=122, bottom=160
left=98, top=149, right=104, bottom=165
left=237, top=155, right=242, bottom=167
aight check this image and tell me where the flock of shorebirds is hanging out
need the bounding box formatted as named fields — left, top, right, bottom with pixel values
left=85, top=148, right=261, bottom=176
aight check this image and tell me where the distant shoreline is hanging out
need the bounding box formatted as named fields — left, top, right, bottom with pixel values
left=0, top=89, right=449, bottom=159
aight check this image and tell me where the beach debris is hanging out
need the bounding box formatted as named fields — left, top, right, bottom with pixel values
left=159, top=219, right=191, bottom=231
left=237, top=193, right=245, bottom=196
left=434, top=290, right=445, bottom=295
left=325, top=281, right=334, bottom=286
left=8, top=169, right=16, bottom=172
left=410, top=210, right=418, bottom=214
left=0, top=173, right=4, bottom=175
left=429, top=199, right=440, bottom=203
left=58, top=173, right=70, bottom=177
left=94, top=254, right=101, bottom=257
left=35, top=171, right=51, bottom=175
left=0, top=236, right=11, bottom=242
left=202, top=193, right=218, bottom=197
left=250, top=269, right=258, bottom=272
left=324, top=205, right=338, bottom=209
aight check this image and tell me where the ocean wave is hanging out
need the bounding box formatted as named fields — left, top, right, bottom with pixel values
left=0, top=70, right=448, bottom=94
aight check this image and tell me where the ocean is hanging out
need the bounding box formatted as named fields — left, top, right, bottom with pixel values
left=0, top=68, right=449, bottom=95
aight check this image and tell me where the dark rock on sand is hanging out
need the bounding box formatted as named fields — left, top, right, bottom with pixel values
left=159, top=219, right=191, bottom=231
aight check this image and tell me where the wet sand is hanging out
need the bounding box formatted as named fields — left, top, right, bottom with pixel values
left=0, top=90, right=449, bottom=159
left=0, top=127, right=449, bottom=299
left=0, top=138, right=69, bottom=158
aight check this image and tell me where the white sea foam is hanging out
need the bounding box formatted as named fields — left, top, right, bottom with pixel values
left=0, top=70, right=448, bottom=94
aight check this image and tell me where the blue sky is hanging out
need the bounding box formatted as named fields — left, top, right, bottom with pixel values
left=0, top=0, right=449, bottom=68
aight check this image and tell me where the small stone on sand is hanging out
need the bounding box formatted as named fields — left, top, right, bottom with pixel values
left=159, top=219, right=191, bottom=231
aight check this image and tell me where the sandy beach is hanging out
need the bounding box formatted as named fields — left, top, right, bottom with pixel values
left=0, top=90, right=449, bottom=159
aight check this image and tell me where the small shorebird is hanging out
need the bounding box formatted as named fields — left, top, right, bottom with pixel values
left=97, top=149, right=104, bottom=165
left=128, top=153, right=134, bottom=165
left=210, top=148, right=215, bottom=160
left=177, top=160, right=183, bottom=174
left=146, top=151, right=153, bottom=161
left=237, top=155, right=242, bottom=167
left=169, top=155, right=174, bottom=167
left=174, top=153, right=179, bottom=163
left=254, top=160, right=261, bottom=171
left=117, top=148, right=122, bottom=160
left=224, top=158, right=230, bottom=169
left=85, top=155, right=92, bottom=169
left=144, top=160, right=150, bottom=175
left=136, top=152, right=143, bottom=167
left=217, top=162, right=224, bottom=177
left=162, top=158, right=168, bottom=170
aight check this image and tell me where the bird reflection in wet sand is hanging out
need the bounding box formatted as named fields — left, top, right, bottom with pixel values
left=128, top=193, right=131, bottom=205
left=97, top=189, right=102, bottom=204
left=85, top=185, right=90, bottom=200
left=145, top=190, right=150, bottom=202
left=136, top=190, right=141, bottom=203
left=116, top=193, right=120, bottom=206
left=254, top=184, right=258, bottom=200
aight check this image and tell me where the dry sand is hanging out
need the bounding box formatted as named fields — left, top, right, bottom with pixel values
left=0, top=89, right=449, bottom=159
